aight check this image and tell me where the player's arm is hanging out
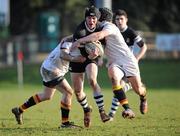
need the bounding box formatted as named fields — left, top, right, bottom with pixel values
left=136, top=41, right=147, bottom=62
left=73, top=30, right=110, bottom=48
left=131, top=29, right=147, bottom=61
left=60, top=49, right=86, bottom=63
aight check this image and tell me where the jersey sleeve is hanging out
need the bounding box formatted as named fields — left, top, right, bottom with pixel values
left=73, top=21, right=86, bottom=41
left=60, top=42, right=72, bottom=52
left=102, top=23, right=115, bottom=35
left=129, top=28, right=144, bottom=47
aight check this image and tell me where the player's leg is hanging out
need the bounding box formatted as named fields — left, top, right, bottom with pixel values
left=108, top=79, right=132, bottom=120
left=11, top=66, right=60, bottom=125
left=56, top=78, right=81, bottom=128
left=11, top=87, right=56, bottom=124
left=121, top=78, right=132, bottom=93
left=128, top=75, right=148, bottom=114
left=108, top=65, right=135, bottom=119
left=86, top=63, right=110, bottom=122
left=108, top=97, right=119, bottom=121
left=71, top=72, right=92, bottom=127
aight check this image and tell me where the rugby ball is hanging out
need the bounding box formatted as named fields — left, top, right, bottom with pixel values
left=85, top=41, right=104, bottom=58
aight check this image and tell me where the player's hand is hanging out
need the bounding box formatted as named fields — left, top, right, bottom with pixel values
left=71, top=41, right=81, bottom=51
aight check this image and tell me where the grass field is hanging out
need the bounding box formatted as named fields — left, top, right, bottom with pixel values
left=0, top=60, right=180, bottom=136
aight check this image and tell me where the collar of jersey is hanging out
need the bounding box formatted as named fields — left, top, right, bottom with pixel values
left=120, top=25, right=128, bottom=32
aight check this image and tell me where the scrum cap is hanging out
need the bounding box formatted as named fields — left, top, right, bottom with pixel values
left=99, top=7, right=113, bottom=22
left=85, top=6, right=101, bottom=20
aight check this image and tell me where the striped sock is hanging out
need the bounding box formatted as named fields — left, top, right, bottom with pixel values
left=94, top=92, right=104, bottom=112
left=108, top=97, right=120, bottom=118
left=19, top=94, right=41, bottom=113
left=78, top=96, right=89, bottom=112
left=113, top=85, right=130, bottom=110
left=123, top=82, right=132, bottom=93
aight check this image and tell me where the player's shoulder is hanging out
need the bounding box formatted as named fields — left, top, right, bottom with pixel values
left=126, top=27, right=136, bottom=34
left=102, top=21, right=114, bottom=26
left=74, top=21, right=86, bottom=34
left=76, top=21, right=86, bottom=30
left=101, top=21, right=116, bottom=31
left=124, top=27, right=139, bottom=38
left=73, top=21, right=86, bottom=39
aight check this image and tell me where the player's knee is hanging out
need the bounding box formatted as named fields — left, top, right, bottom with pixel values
left=63, top=92, right=73, bottom=100
left=64, top=89, right=73, bottom=97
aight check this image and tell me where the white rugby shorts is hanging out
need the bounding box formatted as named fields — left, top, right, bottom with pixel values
left=108, top=59, right=140, bottom=77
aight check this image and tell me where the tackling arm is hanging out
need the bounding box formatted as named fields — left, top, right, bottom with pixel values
left=77, top=30, right=109, bottom=45
left=60, top=49, right=86, bottom=63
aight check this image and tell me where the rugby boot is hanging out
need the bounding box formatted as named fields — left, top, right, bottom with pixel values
left=140, top=97, right=148, bottom=114
left=60, top=122, right=82, bottom=128
left=108, top=112, right=114, bottom=121
left=11, top=107, right=23, bottom=124
left=99, top=110, right=110, bottom=122
left=84, top=106, right=92, bottom=128
left=122, top=109, right=135, bottom=119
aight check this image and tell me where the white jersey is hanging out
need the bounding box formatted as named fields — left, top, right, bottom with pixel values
left=101, top=21, right=140, bottom=77
left=41, top=42, right=72, bottom=78
left=70, top=47, right=81, bottom=56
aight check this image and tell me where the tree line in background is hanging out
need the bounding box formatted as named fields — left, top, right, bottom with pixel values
left=113, top=0, right=180, bottom=33
left=9, top=0, right=180, bottom=38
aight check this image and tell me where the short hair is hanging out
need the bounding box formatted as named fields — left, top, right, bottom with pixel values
left=99, top=7, right=113, bottom=22
left=85, top=6, right=101, bottom=20
left=114, top=9, right=128, bottom=18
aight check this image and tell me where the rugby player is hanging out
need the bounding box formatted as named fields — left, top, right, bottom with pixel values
left=11, top=42, right=86, bottom=128
left=72, top=7, right=148, bottom=120
left=108, top=9, right=148, bottom=120
left=68, top=6, right=110, bottom=127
